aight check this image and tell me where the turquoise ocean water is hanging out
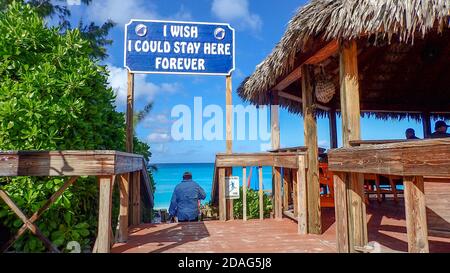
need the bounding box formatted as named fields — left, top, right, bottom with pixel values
left=153, top=163, right=273, bottom=209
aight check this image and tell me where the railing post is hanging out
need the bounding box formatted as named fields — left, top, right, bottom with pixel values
left=282, top=169, right=290, bottom=211
left=131, top=171, right=141, bottom=225
left=218, top=168, right=226, bottom=221
left=258, top=166, right=263, bottom=220
left=274, top=167, right=282, bottom=219
left=297, top=156, right=307, bottom=234
left=404, top=176, right=429, bottom=253
left=334, top=172, right=349, bottom=253
left=242, top=167, right=247, bottom=221
left=96, top=175, right=114, bottom=253
left=117, top=174, right=129, bottom=243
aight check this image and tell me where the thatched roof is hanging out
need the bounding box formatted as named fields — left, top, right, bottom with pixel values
left=238, top=0, right=450, bottom=119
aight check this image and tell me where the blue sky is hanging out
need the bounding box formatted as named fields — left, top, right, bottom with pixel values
left=62, top=0, right=435, bottom=163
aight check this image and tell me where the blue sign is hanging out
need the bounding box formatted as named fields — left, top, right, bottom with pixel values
left=124, top=20, right=235, bottom=76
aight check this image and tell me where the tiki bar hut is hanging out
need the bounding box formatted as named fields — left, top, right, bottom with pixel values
left=237, top=0, right=450, bottom=253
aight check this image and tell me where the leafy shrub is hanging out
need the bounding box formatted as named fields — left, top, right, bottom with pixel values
left=0, top=2, right=152, bottom=252
left=233, top=187, right=272, bottom=219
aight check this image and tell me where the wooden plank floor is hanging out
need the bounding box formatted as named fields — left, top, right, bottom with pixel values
left=112, top=201, right=450, bottom=253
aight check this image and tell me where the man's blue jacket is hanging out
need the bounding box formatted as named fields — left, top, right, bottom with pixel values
left=169, top=179, right=206, bottom=221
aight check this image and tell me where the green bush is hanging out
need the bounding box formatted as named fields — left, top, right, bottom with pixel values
left=0, top=2, right=153, bottom=252
left=233, top=187, right=272, bottom=219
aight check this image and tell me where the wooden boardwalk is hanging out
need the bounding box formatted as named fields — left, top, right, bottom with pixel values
left=112, top=203, right=450, bottom=253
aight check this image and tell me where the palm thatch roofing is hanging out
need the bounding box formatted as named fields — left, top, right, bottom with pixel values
left=238, top=0, right=450, bottom=119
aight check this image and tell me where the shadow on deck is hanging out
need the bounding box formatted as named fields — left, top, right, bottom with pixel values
left=112, top=201, right=450, bottom=253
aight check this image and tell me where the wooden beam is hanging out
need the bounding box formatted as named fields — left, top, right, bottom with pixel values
left=96, top=175, right=114, bottom=253
left=258, top=166, right=263, bottom=220
left=218, top=168, right=226, bottom=221
left=278, top=91, right=331, bottom=111
left=273, top=67, right=301, bottom=92
left=274, top=167, right=282, bottom=219
left=329, top=109, right=338, bottom=148
left=126, top=72, right=134, bottom=153
left=273, top=40, right=338, bottom=92
left=422, top=112, right=431, bottom=138
left=242, top=167, right=247, bottom=221
left=404, top=176, right=429, bottom=253
left=338, top=40, right=367, bottom=252
left=117, top=174, right=129, bottom=243
left=297, top=156, right=308, bottom=234
left=0, top=150, right=143, bottom=177
left=305, top=40, right=339, bottom=65
left=328, top=139, right=450, bottom=177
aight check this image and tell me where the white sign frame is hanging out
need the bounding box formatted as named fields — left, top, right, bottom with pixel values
left=124, top=19, right=236, bottom=76
left=225, top=176, right=240, bottom=200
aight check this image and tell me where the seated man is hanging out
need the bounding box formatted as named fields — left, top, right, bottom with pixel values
left=405, top=128, right=419, bottom=140
left=169, top=171, right=206, bottom=222
left=430, top=120, right=450, bottom=138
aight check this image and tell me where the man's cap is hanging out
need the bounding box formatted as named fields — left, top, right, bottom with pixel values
left=183, top=171, right=192, bottom=177
left=406, top=128, right=415, bottom=134
left=435, top=120, right=449, bottom=129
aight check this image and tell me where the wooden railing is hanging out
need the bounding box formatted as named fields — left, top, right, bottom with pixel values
left=211, top=151, right=309, bottom=234
left=328, top=138, right=450, bottom=253
left=0, top=150, right=153, bottom=253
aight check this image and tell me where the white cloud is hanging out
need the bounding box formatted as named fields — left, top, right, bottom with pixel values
left=107, top=64, right=180, bottom=107
left=152, top=144, right=169, bottom=153
left=85, top=0, right=193, bottom=27
left=86, top=0, right=159, bottom=26
left=211, top=0, right=262, bottom=32
left=147, top=132, right=172, bottom=143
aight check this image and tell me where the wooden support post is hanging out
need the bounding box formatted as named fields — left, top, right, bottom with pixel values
left=422, top=112, right=431, bottom=138
left=271, top=92, right=281, bottom=219
left=126, top=72, right=134, bottom=153
left=274, top=167, right=282, bottom=219
left=226, top=167, right=234, bottom=220
left=301, top=64, right=321, bottom=234
left=334, top=173, right=349, bottom=253
left=329, top=109, right=338, bottom=148
left=218, top=168, right=226, bottom=221
left=271, top=92, right=280, bottom=149
left=347, top=172, right=367, bottom=252
left=297, top=156, right=308, bottom=234
left=292, top=169, right=298, bottom=217
left=131, top=171, right=141, bottom=225
left=340, top=40, right=361, bottom=147
left=117, top=174, right=129, bottom=243
left=282, top=169, right=290, bottom=211
left=96, top=175, right=114, bottom=253
left=258, top=166, right=263, bottom=220
left=242, top=167, right=247, bottom=221
left=338, top=40, right=367, bottom=251
left=225, top=75, right=233, bottom=220
left=404, top=176, right=429, bottom=253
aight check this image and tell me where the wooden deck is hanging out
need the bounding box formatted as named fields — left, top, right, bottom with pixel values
left=112, top=202, right=450, bottom=253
